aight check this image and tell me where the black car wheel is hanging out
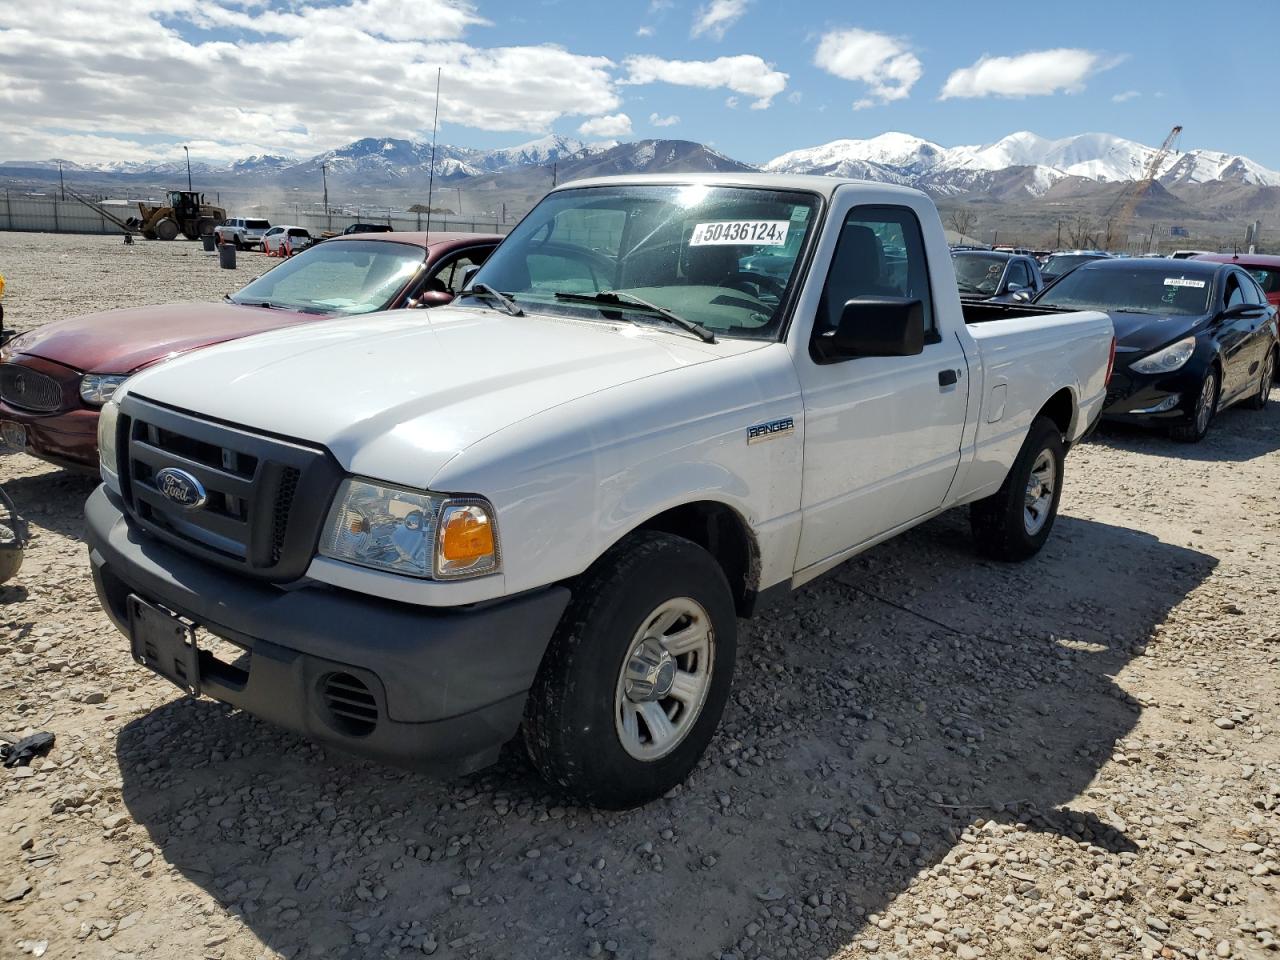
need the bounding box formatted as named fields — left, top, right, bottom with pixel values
left=1246, top=348, right=1275, bottom=411
left=1170, top=366, right=1218, bottom=443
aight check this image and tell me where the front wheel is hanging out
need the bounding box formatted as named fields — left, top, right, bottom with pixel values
left=1246, top=349, right=1275, bottom=411
left=1170, top=366, right=1218, bottom=442
left=522, top=531, right=737, bottom=809
left=970, top=415, right=1065, bottom=561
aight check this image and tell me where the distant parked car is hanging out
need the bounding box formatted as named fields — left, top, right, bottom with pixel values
left=1193, top=253, right=1280, bottom=309
left=262, top=225, right=317, bottom=255
left=214, top=217, right=272, bottom=249
left=343, top=222, right=394, bottom=235
left=1033, top=258, right=1278, bottom=442
left=0, top=233, right=499, bottom=471
left=1041, top=250, right=1111, bottom=283
left=952, top=250, right=1045, bottom=302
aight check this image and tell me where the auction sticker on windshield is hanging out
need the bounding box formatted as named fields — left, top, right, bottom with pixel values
left=690, top=220, right=790, bottom=246
left=1164, top=277, right=1206, bottom=288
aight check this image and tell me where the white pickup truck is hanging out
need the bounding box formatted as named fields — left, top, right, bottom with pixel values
left=86, top=175, right=1114, bottom=807
left=212, top=216, right=271, bottom=249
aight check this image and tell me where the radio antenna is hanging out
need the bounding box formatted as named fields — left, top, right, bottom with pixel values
left=425, top=67, right=442, bottom=236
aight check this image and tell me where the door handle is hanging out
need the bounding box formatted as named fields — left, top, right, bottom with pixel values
left=938, top=369, right=959, bottom=387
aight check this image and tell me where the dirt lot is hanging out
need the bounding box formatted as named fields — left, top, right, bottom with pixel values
left=0, top=233, right=1277, bottom=960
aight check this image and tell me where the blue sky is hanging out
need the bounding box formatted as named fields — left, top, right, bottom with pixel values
left=488, top=0, right=1278, bottom=163
left=1, top=0, right=1276, bottom=167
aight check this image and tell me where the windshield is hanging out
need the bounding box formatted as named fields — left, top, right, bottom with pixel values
left=1037, top=266, right=1214, bottom=317
left=466, top=184, right=821, bottom=340
left=1043, top=254, right=1099, bottom=277
left=229, top=239, right=424, bottom=314
left=1246, top=267, right=1278, bottom=295
left=245, top=219, right=270, bottom=229
left=951, top=254, right=1006, bottom=295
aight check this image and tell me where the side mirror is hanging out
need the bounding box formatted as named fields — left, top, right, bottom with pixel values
left=1221, top=303, right=1265, bottom=320
left=1012, top=290, right=1031, bottom=303
left=460, top=264, right=482, bottom=291
left=1006, top=282, right=1025, bottom=293
left=412, top=290, right=454, bottom=308
left=813, top=297, right=925, bottom=362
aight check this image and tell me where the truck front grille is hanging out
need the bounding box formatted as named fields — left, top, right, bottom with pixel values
left=116, top=395, right=342, bottom=582
left=0, top=365, right=64, bottom=412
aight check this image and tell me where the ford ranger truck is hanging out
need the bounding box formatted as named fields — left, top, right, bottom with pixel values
left=85, top=175, right=1114, bottom=808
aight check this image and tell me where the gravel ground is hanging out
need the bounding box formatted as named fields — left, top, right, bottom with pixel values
left=0, top=233, right=1277, bottom=960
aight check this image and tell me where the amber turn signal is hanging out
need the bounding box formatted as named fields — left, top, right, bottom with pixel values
left=438, top=504, right=496, bottom=568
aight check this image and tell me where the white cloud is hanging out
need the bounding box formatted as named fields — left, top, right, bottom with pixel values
left=636, top=25, right=654, bottom=37
left=623, top=54, right=787, bottom=109
left=0, top=0, right=621, bottom=165
left=1112, top=89, right=1140, bottom=103
left=940, top=48, right=1116, bottom=100
left=814, top=28, right=922, bottom=108
left=691, top=0, right=747, bottom=40
left=578, top=113, right=633, bottom=138
left=649, top=112, right=680, bottom=127
left=786, top=90, right=802, bottom=104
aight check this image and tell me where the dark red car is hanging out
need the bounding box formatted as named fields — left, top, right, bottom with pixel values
left=1193, top=253, right=1280, bottom=309
left=0, top=232, right=499, bottom=471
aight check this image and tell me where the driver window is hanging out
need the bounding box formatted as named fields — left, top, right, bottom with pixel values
left=1007, top=261, right=1030, bottom=288
left=1237, top=271, right=1264, bottom=306
left=817, top=206, right=935, bottom=336
left=435, top=252, right=487, bottom=295
left=1225, top=274, right=1246, bottom=309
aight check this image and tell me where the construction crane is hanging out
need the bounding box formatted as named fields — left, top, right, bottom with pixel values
left=1105, top=124, right=1182, bottom=251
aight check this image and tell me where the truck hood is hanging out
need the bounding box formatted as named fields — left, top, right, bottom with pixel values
left=9, top=302, right=316, bottom=375
left=122, top=305, right=758, bottom=484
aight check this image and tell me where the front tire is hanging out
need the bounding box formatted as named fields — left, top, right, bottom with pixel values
left=970, top=415, right=1065, bottom=561
left=1170, top=366, right=1218, bottom=442
left=1246, top=348, right=1275, bottom=411
left=522, top=531, right=737, bottom=809
left=153, top=218, right=179, bottom=241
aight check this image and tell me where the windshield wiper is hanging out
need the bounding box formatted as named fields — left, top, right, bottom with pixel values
left=235, top=298, right=276, bottom=309
left=465, top=283, right=524, bottom=317
left=554, top=291, right=716, bottom=343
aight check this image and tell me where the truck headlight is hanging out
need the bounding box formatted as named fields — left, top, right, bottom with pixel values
left=80, top=374, right=130, bottom=405
left=1131, top=336, right=1196, bottom=375
left=318, top=479, right=500, bottom=580
left=98, top=399, right=120, bottom=483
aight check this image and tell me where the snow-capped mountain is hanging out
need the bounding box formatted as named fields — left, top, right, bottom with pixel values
left=766, top=130, right=1280, bottom=197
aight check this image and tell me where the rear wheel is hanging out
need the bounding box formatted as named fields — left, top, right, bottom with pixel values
left=153, top=218, right=179, bottom=241
left=1246, top=348, right=1275, bottom=411
left=1170, top=366, right=1218, bottom=442
left=522, top=531, right=737, bottom=808
left=195, top=217, right=216, bottom=238
left=970, top=415, right=1065, bottom=561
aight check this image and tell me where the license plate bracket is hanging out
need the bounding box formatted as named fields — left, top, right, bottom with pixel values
left=128, top=595, right=201, bottom=696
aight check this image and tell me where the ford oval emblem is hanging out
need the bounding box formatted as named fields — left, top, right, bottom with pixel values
left=154, top=467, right=207, bottom=509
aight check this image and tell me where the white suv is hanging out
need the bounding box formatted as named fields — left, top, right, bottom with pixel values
left=214, top=217, right=271, bottom=249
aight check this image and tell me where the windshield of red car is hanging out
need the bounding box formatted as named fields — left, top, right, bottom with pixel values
left=228, top=240, right=424, bottom=314
left=1246, top=267, right=1278, bottom=295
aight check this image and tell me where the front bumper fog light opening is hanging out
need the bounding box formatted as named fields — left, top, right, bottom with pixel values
left=1128, top=394, right=1181, bottom=414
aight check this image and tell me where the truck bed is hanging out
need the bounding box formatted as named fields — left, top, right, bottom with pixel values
left=961, top=300, right=1071, bottom=325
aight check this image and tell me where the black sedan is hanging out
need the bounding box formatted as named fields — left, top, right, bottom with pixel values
left=1032, top=258, right=1278, bottom=441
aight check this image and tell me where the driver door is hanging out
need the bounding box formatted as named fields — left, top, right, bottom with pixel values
left=792, top=199, right=968, bottom=572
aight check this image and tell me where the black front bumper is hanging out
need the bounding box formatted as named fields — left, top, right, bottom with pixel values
left=86, top=486, right=570, bottom=774
left=1101, top=367, right=1199, bottom=426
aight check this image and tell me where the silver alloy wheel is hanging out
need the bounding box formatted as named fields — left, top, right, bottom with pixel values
left=1023, top=448, right=1056, bottom=536
left=614, top=597, right=714, bottom=761
left=1196, top=370, right=1217, bottom=434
